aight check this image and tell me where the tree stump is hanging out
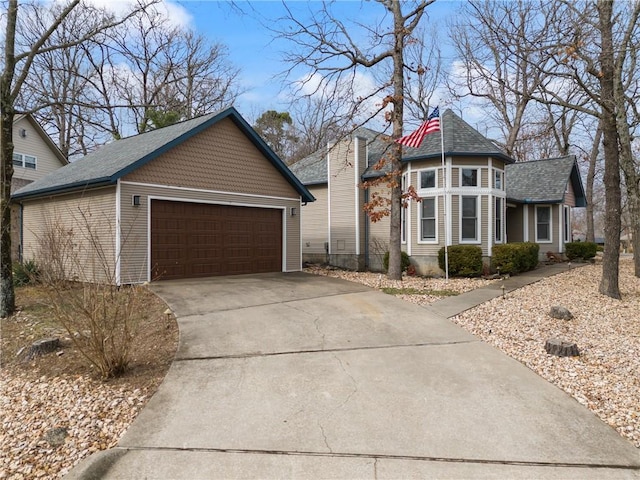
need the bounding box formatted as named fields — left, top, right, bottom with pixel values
left=545, top=338, right=579, bottom=357
left=24, top=337, right=61, bottom=361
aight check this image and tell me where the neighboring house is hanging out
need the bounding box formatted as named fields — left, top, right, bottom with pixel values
left=13, top=107, right=314, bottom=283
left=290, top=109, right=586, bottom=274
left=9, top=114, right=68, bottom=262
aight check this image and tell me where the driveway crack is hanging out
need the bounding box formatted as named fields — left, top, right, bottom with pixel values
left=333, top=353, right=358, bottom=410
left=317, top=420, right=333, bottom=453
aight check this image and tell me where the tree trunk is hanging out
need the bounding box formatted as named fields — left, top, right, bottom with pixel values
left=0, top=0, right=18, bottom=318
left=585, top=124, right=601, bottom=243
left=386, top=0, right=406, bottom=281
left=596, top=0, right=621, bottom=299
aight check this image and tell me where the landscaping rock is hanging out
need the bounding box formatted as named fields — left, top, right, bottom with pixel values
left=44, top=427, right=68, bottom=447
left=549, top=305, right=573, bottom=320
left=545, top=338, right=580, bottom=357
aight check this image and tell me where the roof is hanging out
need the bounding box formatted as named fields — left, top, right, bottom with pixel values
left=290, top=109, right=514, bottom=185
left=505, top=155, right=586, bottom=206
left=14, top=113, right=68, bottom=166
left=13, top=107, right=314, bottom=203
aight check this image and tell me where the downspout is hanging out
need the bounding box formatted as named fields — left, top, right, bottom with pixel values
left=364, top=187, right=370, bottom=269
left=326, top=143, right=332, bottom=264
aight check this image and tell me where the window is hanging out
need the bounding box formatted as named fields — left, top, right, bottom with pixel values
left=12, top=152, right=37, bottom=170
left=563, top=206, right=571, bottom=243
left=495, top=198, right=503, bottom=243
left=461, top=168, right=478, bottom=187
left=536, top=205, right=552, bottom=242
left=401, top=174, right=407, bottom=243
left=420, top=170, right=436, bottom=189
left=494, top=170, right=503, bottom=190
left=461, top=196, right=478, bottom=241
left=421, top=197, right=436, bottom=241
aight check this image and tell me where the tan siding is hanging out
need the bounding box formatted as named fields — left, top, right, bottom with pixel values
left=12, top=116, right=66, bottom=183
left=451, top=195, right=460, bottom=245
left=328, top=139, right=357, bottom=254
left=481, top=195, right=489, bottom=255
left=451, top=168, right=459, bottom=188
left=564, top=182, right=576, bottom=207
left=451, top=157, right=490, bottom=167
left=22, top=188, right=117, bottom=283
left=119, top=182, right=300, bottom=282
left=506, top=205, right=524, bottom=243
left=123, top=118, right=299, bottom=199
left=301, top=185, right=328, bottom=255
left=411, top=194, right=444, bottom=256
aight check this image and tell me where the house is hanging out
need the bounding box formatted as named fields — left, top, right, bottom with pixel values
left=9, top=114, right=68, bottom=261
left=289, top=109, right=586, bottom=274
left=13, top=107, right=314, bottom=283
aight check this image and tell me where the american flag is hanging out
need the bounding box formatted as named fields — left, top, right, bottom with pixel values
left=396, top=107, right=440, bottom=149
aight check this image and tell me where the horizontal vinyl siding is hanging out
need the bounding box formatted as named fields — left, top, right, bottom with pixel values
left=22, top=188, right=117, bottom=283
left=412, top=194, right=445, bottom=256
left=301, top=185, right=328, bottom=254
left=329, top=140, right=357, bottom=254
left=481, top=195, right=489, bottom=255
left=564, top=183, right=576, bottom=207
left=12, top=117, right=65, bottom=183
left=119, top=182, right=301, bottom=283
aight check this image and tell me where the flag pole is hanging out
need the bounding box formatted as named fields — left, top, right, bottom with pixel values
left=440, top=109, right=449, bottom=282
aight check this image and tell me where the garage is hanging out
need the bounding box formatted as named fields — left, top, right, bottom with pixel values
left=151, top=200, right=283, bottom=280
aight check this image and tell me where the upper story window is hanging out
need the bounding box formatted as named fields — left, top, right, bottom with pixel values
left=494, top=170, right=503, bottom=190
left=420, top=169, right=436, bottom=189
left=13, top=152, right=37, bottom=170
left=461, top=168, right=478, bottom=187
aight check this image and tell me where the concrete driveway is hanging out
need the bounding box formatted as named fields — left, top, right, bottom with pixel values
left=69, top=272, right=640, bottom=479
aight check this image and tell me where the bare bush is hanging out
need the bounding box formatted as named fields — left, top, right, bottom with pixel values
left=32, top=207, right=147, bottom=378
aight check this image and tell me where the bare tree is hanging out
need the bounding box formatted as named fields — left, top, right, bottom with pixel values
left=449, top=0, right=555, bottom=159
left=1, top=0, right=152, bottom=317
left=277, top=0, right=435, bottom=279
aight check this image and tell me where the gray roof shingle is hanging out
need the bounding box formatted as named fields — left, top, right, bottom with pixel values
left=13, top=107, right=314, bottom=203
left=505, top=155, right=586, bottom=206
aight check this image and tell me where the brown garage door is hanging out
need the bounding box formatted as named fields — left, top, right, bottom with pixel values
left=151, top=200, right=283, bottom=280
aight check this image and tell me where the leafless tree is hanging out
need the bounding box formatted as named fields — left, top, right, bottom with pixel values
left=1, top=0, right=153, bottom=317
left=276, top=0, right=435, bottom=279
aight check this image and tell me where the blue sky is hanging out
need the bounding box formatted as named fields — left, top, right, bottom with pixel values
left=176, top=1, right=466, bottom=124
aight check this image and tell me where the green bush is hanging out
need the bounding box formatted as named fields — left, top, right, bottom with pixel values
left=13, top=260, right=40, bottom=286
left=565, top=241, right=598, bottom=260
left=383, top=250, right=411, bottom=272
left=438, top=245, right=483, bottom=277
left=492, top=242, right=540, bottom=274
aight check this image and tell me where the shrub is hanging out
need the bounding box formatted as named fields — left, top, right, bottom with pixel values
left=565, top=241, right=598, bottom=260
left=13, top=260, right=40, bottom=286
left=493, top=242, right=540, bottom=274
left=383, top=250, right=411, bottom=272
left=438, top=245, right=483, bottom=277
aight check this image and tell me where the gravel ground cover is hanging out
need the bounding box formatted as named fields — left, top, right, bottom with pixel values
left=451, top=259, right=640, bottom=449
left=307, top=259, right=640, bottom=449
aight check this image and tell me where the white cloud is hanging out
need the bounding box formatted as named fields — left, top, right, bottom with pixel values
left=80, top=0, right=193, bottom=29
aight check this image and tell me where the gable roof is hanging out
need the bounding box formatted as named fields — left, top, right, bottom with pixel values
left=505, top=155, right=586, bottom=206
left=290, top=109, right=514, bottom=185
left=14, top=113, right=68, bottom=166
left=13, top=107, right=314, bottom=203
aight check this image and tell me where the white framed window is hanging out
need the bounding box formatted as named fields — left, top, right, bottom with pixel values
left=419, top=169, right=437, bottom=189
left=563, top=205, right=571, bottom=243
left=494, top=170, right=503, bottom=190
left=535, top=205, right=552, bottom=242
left=12, top=152, right=37, bottom=170
left=495, top=197, right=503, bottom=243
left=461, top=168, right=478, bottom=187
left=461, top=196, right=478, bottom=242
left=401, top=174, right=407, bottom=244
left=420, top=197, right=437, bottom=242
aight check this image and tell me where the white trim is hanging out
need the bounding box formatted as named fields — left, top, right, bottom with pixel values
left=563, top=205, right=571, bottom=246
left=459, top=195, right=481, bottom=244
left=12, top=151, right=38, bottom=170
left=459, top=166, right=482, bottom=188
left=445, top=157, right=452, bottom=247
left=146, top=196, right=288, bottom=282
left=406, top=166, right=412, bottom=255
left=488, top=193, right=493, bottom=256
left=326, top=143, right=332, bottom=255
left=115, top=179, right=122, bottom=285
left=355, top=137, right=360, bottom=256
left=535, top=204, right=553, bottom=243
left=494, top=197, right=504, bottom=245
left=523, top=205, right=529, bottom=241
left=417, top=195, right=439, bottom=244
left=119, top=180, right=300, bottom=202
left=417, top=167, right=438, bottom=191
left=299, top=197, right=303, bottom=270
